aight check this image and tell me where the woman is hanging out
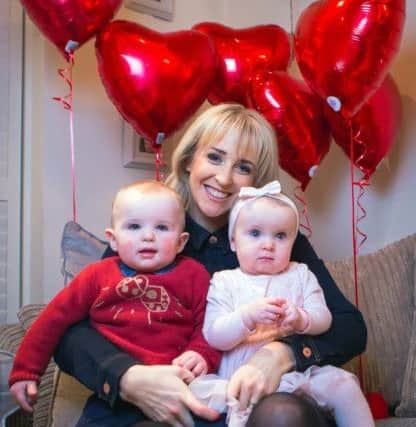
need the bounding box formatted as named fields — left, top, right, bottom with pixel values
left=54, top=104, right=366, bottom=427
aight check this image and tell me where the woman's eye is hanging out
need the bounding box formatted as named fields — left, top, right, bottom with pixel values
left=275, top=232, right=286, bottom=240
left=207, top=151, right=222, bottom=164
left=156, top=224, right=169, bottom=231
left=249, top=229, right=260, bottom=237
left=128, top=223, right=140, bottom=230
left=236, top=162, right=253, bottom=175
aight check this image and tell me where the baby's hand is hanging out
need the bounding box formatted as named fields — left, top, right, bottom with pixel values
left=10, top=380, right=38, bottom=412
left=240, top=298, right=286, bottom=330
left=280, top=300, right=309, bottom=333
left=172, top=350, right=208, bottom=380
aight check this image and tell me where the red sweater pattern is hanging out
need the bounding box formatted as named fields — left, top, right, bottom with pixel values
left=9, top=256, right=221, bottom=386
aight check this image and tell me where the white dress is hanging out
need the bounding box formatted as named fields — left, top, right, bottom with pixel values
left=190, top=262, right=358, bottom=426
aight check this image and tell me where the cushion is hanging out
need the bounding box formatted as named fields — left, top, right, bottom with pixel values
left=395, top=245, right=416, bottom=417
left=0, top=324, right=26, bottom=354
left=325, top=233, right=416, bottom=409
left=49, top=371, right=92, bottom=427
left=18, top=303, right=46, bottom=331
left=395, top=316, right=416, bottom=417
left=15, top=304, right=55, bottom=427
left=0, top=350, right=20, bottom=423
left=60, top=221, right=107, bottom=284
left=0, top=350, right=14, bottom=393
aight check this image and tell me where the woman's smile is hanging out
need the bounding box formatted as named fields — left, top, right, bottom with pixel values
left=203, top=184, right=231, bottom=201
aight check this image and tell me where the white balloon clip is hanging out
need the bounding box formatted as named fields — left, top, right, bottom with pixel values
left=309, top=165, right=318, bottom=177
left=327, top=96, right=341, bottom=112
left=65, top=40, right=79, bottom=54
left=155, top=132, right=165, bottom=145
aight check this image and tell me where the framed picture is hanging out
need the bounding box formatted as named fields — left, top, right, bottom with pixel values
left=122, top=122, right=156, bottom=169
left=124, top=0, right=174, bottom=21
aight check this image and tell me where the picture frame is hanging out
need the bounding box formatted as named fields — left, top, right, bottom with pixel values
left=122, top=122, right=157, bottom=169
left=124, top=0, right=174, bottom=21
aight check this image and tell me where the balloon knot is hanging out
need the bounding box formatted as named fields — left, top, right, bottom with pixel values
left=65, top=40, right=79, bottom=54
left=155, top=132, right=165, bottom=145
left=308, top=165, right=318, bottom=177
left=327, top=96, right=341, bottom=112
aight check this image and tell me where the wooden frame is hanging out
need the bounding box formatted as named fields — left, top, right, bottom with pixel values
left=124, top=0, right=174, bottom=21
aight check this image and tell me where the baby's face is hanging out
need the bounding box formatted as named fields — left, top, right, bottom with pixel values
left=108, top=189, right=188, bottom=272
left=231, top=197, right=298, bottom=275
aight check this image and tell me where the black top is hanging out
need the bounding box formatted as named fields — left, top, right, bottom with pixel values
left=54, top=214, right=367, bottom=407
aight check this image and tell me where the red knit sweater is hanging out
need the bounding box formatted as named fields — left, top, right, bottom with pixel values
left=9, top=256, right=221, bottom=385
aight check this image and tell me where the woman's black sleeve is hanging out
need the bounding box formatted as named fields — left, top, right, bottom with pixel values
left=280, top=233, right=367, bottom=371
left=54, top=319, right=138, bottom=407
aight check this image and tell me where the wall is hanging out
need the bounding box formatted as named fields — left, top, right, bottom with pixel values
left=20, top=0, right=416, bottom=303
left=2, top=0, right=22, bottom=322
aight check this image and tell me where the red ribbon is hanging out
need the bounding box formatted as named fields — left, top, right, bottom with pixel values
left=348, top=120, right=370, bottom=390
left=153, top=132, right=167, bottom=182
left=154, top=146, right=163, bottom=182
left=53, top=53, right=77, bottom=222
left=294, top=185, right=312, bottom=238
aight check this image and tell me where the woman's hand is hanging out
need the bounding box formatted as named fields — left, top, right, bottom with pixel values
left=227, top=342, right=295, bottom=410
left=10, top=380, right=38, bottom=412
left=119, top=364, right=220, bottom=427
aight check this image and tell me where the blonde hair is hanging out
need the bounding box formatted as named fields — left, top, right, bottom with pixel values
left=166, top=103, right=279, bottom=209
left=112, top=180, right=186, bottom=228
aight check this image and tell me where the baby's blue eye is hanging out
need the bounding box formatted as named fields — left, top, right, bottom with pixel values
left=128, top=223, right=140, bottom=230
left=249, top=229, right=260, bottom=237
left=275, top=232, right=286, bottom=240
left=156, top=224, right=169, bottom=231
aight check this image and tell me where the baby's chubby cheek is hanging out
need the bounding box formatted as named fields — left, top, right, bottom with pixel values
left=121, top=240, right=136, bottom=252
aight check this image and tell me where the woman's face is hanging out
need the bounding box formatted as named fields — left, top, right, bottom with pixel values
left=187, top=132, right=257, bottom=231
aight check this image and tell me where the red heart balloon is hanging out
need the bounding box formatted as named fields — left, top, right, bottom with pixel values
left=20, top=0, right=122, bottom=59
left=294, top=0, right=405, bottom=117
left=193, top=22, right=291, bottom=106
left=96, top=20, right=217, bottom=146
left=247, top=71, right=331, bottom=190
left=326, top=75, right=402, bottom=179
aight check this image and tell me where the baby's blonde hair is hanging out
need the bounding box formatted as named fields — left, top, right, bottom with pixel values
left=111, top=180, right=186, bottom=228
left=166, top=103, right=279, bottom=209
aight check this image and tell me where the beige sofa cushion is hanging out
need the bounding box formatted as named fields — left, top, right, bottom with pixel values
left=49, top=371, right=92, bottom=427
left=325, top=233, right=416, bottom=409
left=13, top=304, right=55, bottom=427
left=395, top=312, right=416, bottom=417
left=395, top=246, right=416, bottom=417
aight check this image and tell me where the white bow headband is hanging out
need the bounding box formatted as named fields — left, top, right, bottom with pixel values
left=228, top=180, right=299, bottom=242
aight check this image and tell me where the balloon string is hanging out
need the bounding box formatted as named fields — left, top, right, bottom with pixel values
left=350, top=126, right=370, bottom=250
left=355, top=178, right=369, bottom=248
left=154, top=147, right=162, bottom=181
left=154, top=133, right=166, bottom=181
left=52, top=53, right=77, bottom=222
left=293, top=185, right=312, bottom=238
left=348, top=120, right=364, bottom=390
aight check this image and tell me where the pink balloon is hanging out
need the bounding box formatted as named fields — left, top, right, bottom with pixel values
left=295, top=0, right=405, bottom=118
left=193, top=22, right=291, bottom=106
left=247, top=71, right=331, bottom=190
left=96, top=20, right=217, bottom=147
left=20, top=0, right=122, bottom=59
left=326, top=75, right=402, bottom=179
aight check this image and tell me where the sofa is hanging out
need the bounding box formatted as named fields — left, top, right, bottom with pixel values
left=1, top=222, right=416, bottom=427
